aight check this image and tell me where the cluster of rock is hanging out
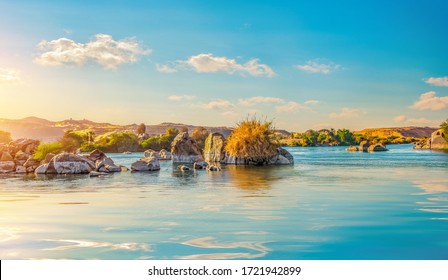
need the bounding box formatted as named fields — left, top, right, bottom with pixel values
left=414, top=129, right=448, bottom=150
left=346, top=141, right=388, bottom=152
left=35, top=149, right=123, bottom=176
left=0, top=139, right=40, bottom=174
left=130, top=149, right=173, bottom=171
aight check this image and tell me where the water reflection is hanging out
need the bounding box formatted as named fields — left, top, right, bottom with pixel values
left=179, top=236, right=269, bottom=259
left=42, top=239, right=152, bottom=252
left=223, top=165, right=292, bottom=190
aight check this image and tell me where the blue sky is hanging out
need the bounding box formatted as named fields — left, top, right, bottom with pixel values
left=0, top=0, right=447, bottom=131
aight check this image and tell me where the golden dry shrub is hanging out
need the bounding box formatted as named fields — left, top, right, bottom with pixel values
left=225, top=117, right=280, bottom=163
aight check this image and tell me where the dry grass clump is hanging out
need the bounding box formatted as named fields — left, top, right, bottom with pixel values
left=225, top=117, right=279, bottom=162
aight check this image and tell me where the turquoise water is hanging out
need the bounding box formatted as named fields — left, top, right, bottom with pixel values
left=0, top=144, right=447, bottom=259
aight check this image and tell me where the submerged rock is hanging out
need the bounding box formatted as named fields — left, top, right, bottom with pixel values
left=177, top=165, right=191, bottom=171
left=346, top=146, right=359, bottom=152
left=207, top=164, right=222, bottom=172
left=368, top=144, right=388, bottom=152
left=193, top=161, right=208, bottom=170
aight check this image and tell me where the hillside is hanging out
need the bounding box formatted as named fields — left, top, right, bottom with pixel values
left=355, top=127, right=437, bottom=138
left=0, top=117, right=233, bottom=142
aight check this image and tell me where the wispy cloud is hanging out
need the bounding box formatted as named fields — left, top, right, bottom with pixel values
left=238, top=96, right=284, bottom=106
left=276, top=101, right=308, bottom=112
left=425, top=77, right=448, bottom=87
left=35, top=34, right=151, bottom=69
left=156, top=63, right=178, bottom=73
left=411, top=91, right=448, bottom=111
left=304, top=100, right=319, bottom=105
left=0, top=68, right=20, bottom=83
left=329, top=107, right=363, bottom=118
left=199, top=99, right=235, bottom=110
left=295, top=59, right=340, bottom=74
left=159, top=53, right=275, bottom=78
left=222, top=111, right=238, bottom=117
left=393, top=115, right=433, bottom=125
left=168, top=95, right=196, bottom=101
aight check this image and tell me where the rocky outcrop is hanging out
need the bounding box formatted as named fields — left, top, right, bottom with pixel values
left=430, top=129, right=448, bottom=150
left=203, top=132, right=226, bottom=163
left=131, top=156, right=160, bottom=171
left=43, top=153, right=95, bottom=174
left=23, top=158, right=40, bottom=173
left=347, top=141, right=388, bottom=152
left=414, top=129, right=448, bottom=150
left=171, top=132, right=204, bottom=163
left=367, top=144, right=388, bottom=152
left=0, top=138, right=39, bottom=174
left=225, top=147, right=294, bottom=165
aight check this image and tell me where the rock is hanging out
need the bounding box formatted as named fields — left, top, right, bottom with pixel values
left=105, top=164, right=121, bottom=172
left=144, top=149, right=157, bottom=158
left=203, top=132, right=226, bottom=163
left=224, top=155, right=246, bottom=165
left=177, top=165, right=190, bottom=171
left=359, top=141, right=372, bottom=152
left=120, top=165, right=130, bottom=171
left=15, top=166, right=27, bottom=173
left=95, top=157, right=115, bottom=170
left=24, top=158, right=40, bottom=173
left=277, top=147, right=294, bottom=164
left=43, top=153, right=55, bottom=164
left=430, top=129, right=448, bottom=150
left=346, top=146, right=359, bottom=152
left=89, top=171, right=109, bottom=177
left=269, top=154, right=291, bottom=165
left=8, top=139, right=39, bottom=155
left=171, top=132, right=204, bottom=163
left=89, top=149, right=106, bottom=162
left=46, top=153, right=95, bottom=174
left=367, top=144, right=388, bottom=152
left=193, top=161, right=208, bottom=170
left=159, top=149, right=172, bottom=160
left=1, top=152, right=14, bottom=162
left=207, top=164, right=221, bottom=171
left=34, top=164, right=48, bottom=174
left=0, top=161, right=15, bottom=173
left=131, top=156, right=160, bottom=171
left=14, top=151, right=30, bottom=161
left=414, top=138, right=431, bottom=149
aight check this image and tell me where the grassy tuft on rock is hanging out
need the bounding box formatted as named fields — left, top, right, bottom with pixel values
left=224, top=117, right=279, bottom=162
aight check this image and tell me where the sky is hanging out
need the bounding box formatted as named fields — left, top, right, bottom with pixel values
left=0, top=0, right=447, bottom=131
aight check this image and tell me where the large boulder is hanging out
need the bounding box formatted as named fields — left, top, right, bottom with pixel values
left=171, top=132, right=204, bottom=163
left=0, top=161, right=15, bottom=173
left=367, top=144, right=388, bottom=152
left=45, top=153, right=95, bottom=174
left=203, top=132, right=226, bottom=163
left=24, top=158, right=40, bottom=173
left=8, top=139, right=39, bottom=155
left=14, top=151, right=30, bottom=166
left=88, top=149, right=107, bottom=162
left=430, top=129, right=448, bottom=150
left=131, top=156, right=160, bottom=171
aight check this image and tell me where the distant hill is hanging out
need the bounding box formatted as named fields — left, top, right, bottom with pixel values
left=355, top=127, right=437, bottom=138
left=0, top=117, right=233, bottom=142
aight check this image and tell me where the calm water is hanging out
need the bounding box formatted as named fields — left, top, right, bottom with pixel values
left=0, top=144, right=447, bottom=260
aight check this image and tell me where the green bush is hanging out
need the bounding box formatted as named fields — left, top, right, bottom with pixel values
left=33, top=142, right=63, bottom=161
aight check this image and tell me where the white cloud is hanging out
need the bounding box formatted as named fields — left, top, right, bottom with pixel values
left=393, top=115, right=433, bottom=125
left=304, top=100, right=319, bottom=105
left=0, top=68, right=20, bottom=83
left=295, top=59, right=340, bottom=74
left=329, top=107, right=363, bottom=118
left=35, top=34, right=151, bottom=69
left=222, top=111, right=238, bottom=118
left=199, top=99, right=235, bottom=110
left=156, top=64, right=178, bottom=73
left=411, top=91, right=448, bottom=111
left=168, top=95, right=196, bottom=101
left=425, top=77, right=448, bottom=87
left=238, top=96, right=284, bottom=106
left=163, top=53, right=274, bottom=78
left=276, top=101, right=308, bottom=112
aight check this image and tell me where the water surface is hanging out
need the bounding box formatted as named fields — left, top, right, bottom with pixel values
left=0, top=144, right=447, bottom=259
